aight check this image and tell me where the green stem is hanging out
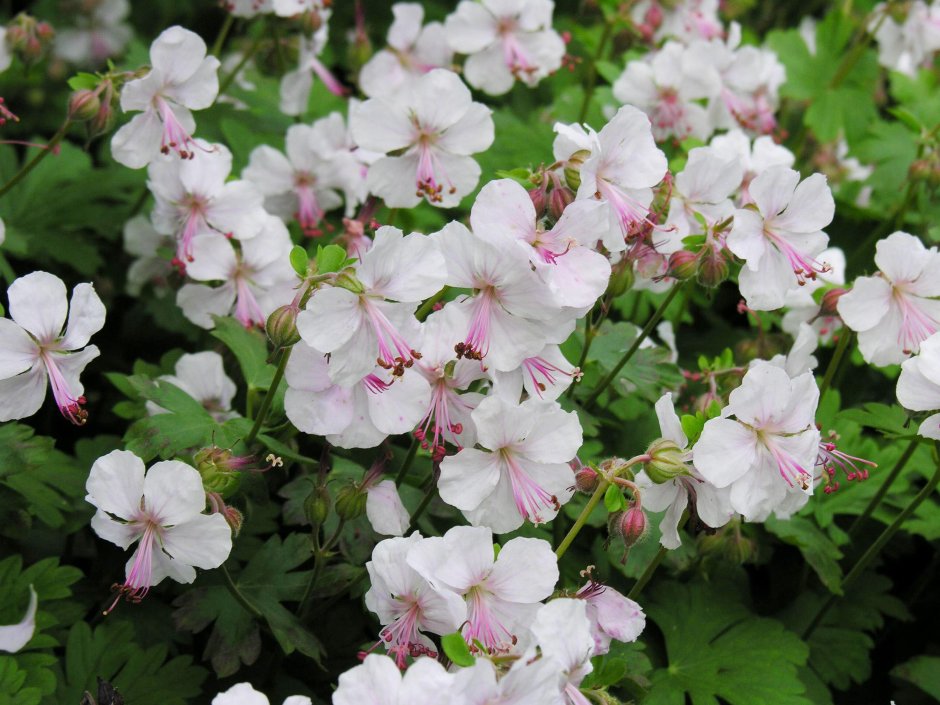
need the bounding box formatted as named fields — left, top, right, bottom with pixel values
left=218, top=34, right=264, bottom=96
left=803, top=444, right=940, bottom=640
left=829, top=9, right=885, bottom=90
left=0, top=120, right=72, bottom=199
left=848, top=436, right=919, bottom=537
left=556, top=478, right=609, bottom=560
left=211, top=13, right=235, bottom=57
left=221, top=564, right=263, bottom=618
left=297, top=519, right=344, bottom=619
left=406, top=476, right=438, bottom=533
left=583, top=282, right=684, bottom=411
left=627, top=546, right=667, bottom=600
left=415, top=287, right=449, bottom=322
left=0, top=252, right=16, bottom=283
left=394, top=436, right=419, bottom=485
left=245, top=347, right=292, bottom=445
left=818, top=330, right=854, bottom=399
left=578, top=18, right=614, bottom=124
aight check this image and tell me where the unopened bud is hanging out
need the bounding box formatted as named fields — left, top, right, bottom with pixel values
left=193, top=446, right=244, bottom=497
left=529, top=184, right=547, bottom=216
left=304, top=484, right=331, bottom=527
left=696, top=247, right=729, bottom=288
left=334, top=482, right=367, bottom=521
left=549, top=184, right=574, bottom=220
left=606, top=260, right=635, bottom=298
left=266, top=304, right=301, bottom=349
left=618, top=504, right=648, bottom=548
left=68, top=89, right=101, bottom=121
left=334, top=270, right=365, bottom=294
left=222, top=505, right=243, bottom=535
left=699, top=522, right=755, bottom=564
left=667, top=250, right=698, bottom=280
left=564, top=149, right=591, bottom=191
left=645, top=438, right=690, bottom=483
left=574, top=466, right=600, bottom=493
left=819, top=287, right=847, bottom=318
left=8, top=14, right=55, bottom=64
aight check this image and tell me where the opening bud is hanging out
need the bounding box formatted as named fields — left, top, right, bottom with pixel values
left=644, top=438, right=691, bottom=484
left=68, top=89, right=101, bottom=121
left=574, top=465, right=600, bottom=494
left=266, top=304, right=301, bottom=350
left=606, top=260, right=635, bottom=298
left=667, top=250, right=698, bottom=281
left=334, top=482, right=368, bottom=521
left=696, top=246, right=729, bottom=288
left=193, top=446, right=245, bottom=497
left=564, top=149, right=591, bottom=191
left=818, top=287, right=847, bottom=318
left=548, top=184, right=574, bottom=220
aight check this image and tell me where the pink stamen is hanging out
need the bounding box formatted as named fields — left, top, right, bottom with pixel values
left=414, top=140, right=456, bottom=203
left=456, top=289, right=495, bottom=362
left=522, top=355, right=579, bottom=398
left=893, top=288, right=939, bottom=354
left=765, top=439, right=813, bottom=491
left=503, top=451, right=560, bottom=524
left=309, top=56, right=348, bottom=97
left=155, top=96, right=201, bottom=160
left=595, top=178, right=662, bottom=241
left=42, top=352, right=89, bottom=425
left=0, top=97, right=19, bottom=126
left=234, top=275, right=266, bottom=328
left=295, top=175, right=325, bottom=237
left=105, top=521, right=159, bottom=614
left=500, top=29, right=536, bottom=77
left=364, top=373, right=392, bottom=394
left=765, top=229, right=831, bottom=286
left=361, top=299, right=421, bottom=376
left=464, top=587, right=515, bottom=652
left=417, top=378, right=472, bottom=455
left=378, top=600, right=429, bottom=669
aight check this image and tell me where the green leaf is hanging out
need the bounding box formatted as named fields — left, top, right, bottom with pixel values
left=765, top=516, right=844, bottom=594
left=646, top=578, right=811, bottom=705
left=67, top=72, right=99, bottom=91
left=315, top=244, right=349, bottom=274
left=604, top=484, right=626, bottom=513
left=59, top=621, right=206, bottom=705
left=211, top=316, right=275, bottom=390
left=0, top=657, right=40, bottom=705
left=441, top=632, right=475, bottom=667
left=891, top=656, right=940, bottom=700
left=680, top=414, right=706, bottom=445
left=0, top=424, right=86, bottom=530
left=289, top=245, right=309, bottom=277
left=836, top=403, right=914, bottom=437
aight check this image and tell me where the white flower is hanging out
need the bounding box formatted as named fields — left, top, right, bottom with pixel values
left=631, top=0, right=723, bottom=43
left=279, top=20, right=346, bottom=116
left=55, top=0, right=132, bottom=66
left=366, top=480, right=411, bottom=537
left=572, top=106, right=668, bottom=252
left=147, top=351, right=238, bottom=422
left=528, top=599, right=595, bottom=705
left=224, top=0, right=274, bottom=18
left=438, top=395, right=582, bottom=532
left=333, top=654, right=457, bottom=705
left=727, top=166, right=835, bottom=310
left=85, top=450, right=232, bottom=609
left=896, top=331, right=940, bottom=440
left=454, top=656, right=565, bottom=705
left=781, top=246, right=846, bottom=344
left=407, top=525, right=559, bottom=651
left=364, top=533, right=466, bottom=666
left=636, top=394, right=733, bottom=548
left=708, top=129, right=795, bottom=205
left=575, top=581, right=645, bottom=655
left=838, top=231, right=940, bottom=365
left=613, top=42, right=719, bottom=142
left=872, top=1, right=940, bottom=76
left=111, top=26, right=220, bottom=168
left=0, top=586, right=37, bottom=654
left=350, top=68, right=494, bottom=208
left=212, top=682, right=310, bottom=705
left=284, top=341, right=431, bottom=449
left=470, top=179, right=612, bottom=310
left=0, top=271, right=105, bottom=424
left=692, top=364, right=820, bottom=521
left=243, top=120, right=349, bottom=236
left=444, top=0, right=565, bottom=96
left=177, top=216, right=296, bottom=330
left=123, top=215, right=175, bottom=296
left=149, top=141, right=268, bottom=264
left=296, top=226, right=446, bottom=386
left=0, top=27, right=11, bottom=73
left=360, top=3, right=453, bottom=98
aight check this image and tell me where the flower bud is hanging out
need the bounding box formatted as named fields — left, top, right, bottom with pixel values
left=699, top=522, right=755, bottom=564
left=667, top=250, right=698, bottom=280
left=528, top=183, right=547, bottom=216
left=193, top=446, right=244, bottom=497
left=574, top=466, right=600, bottom=493
left=617, top=504, right=648, bottom=548
left=549, top=184, right=574, bottom=220
left=7, top=14, right=55, bottom=65
left=304, top=484, right=331, bottom=527
left=222, top=505, right=243, bottom=535
left=266, top=304, right=301, bottom=350
left=606, top=260, right=635, bottom=298
left=68, top=89, right=101, bottom=121
left=644, top=438, right=690, bottom=483
left=696, top=247, right=729, bottom=288
left=564, top=149, right=591, bottom=191
left=334, top=482, right=367, bottom=521
left=334, top=270, right=365, bottom=294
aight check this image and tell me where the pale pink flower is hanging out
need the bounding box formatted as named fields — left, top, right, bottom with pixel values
left=333, top=654, right=457, bottom=705
left=212, top=682, right=310, bottom=705
left=0, top=587, right=37, bottom=653
left=111, top=26, right=220, bottom=168
left=897, top=331, right=940, bottom=440
left=575, top=581, right=645, bottom=655
left=0, top=271, right=104, bottom=424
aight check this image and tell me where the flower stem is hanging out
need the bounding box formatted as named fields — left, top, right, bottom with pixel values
left=218, top=33, right=264, bottom=96
left=416, top=287, right=449, bottom=322
left=394, top=436, right=419, bottom=485
left=848, top=436, right=920, bottom=537
left=0, top=119, right=72, bottom=199
left=555, top=454, right=649, bottom=560
left=406, top=470, right=438, bottom=533
left=578, top=17, right=615, bottom=124
left=221, top=564, right=263, bottom=619
left=818, top=329, right=854, bottom=399
left=803, top=443, right=940, bottom=640
left=211, top=13, right=235, bottom=57
left=627, top=546, right=667, bottom=600
left=245, top=347, right=292, bottom=446
left=583, top=282, right=684, bottom=411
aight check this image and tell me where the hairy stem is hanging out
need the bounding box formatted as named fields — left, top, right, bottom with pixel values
left=245, top=347, right=292, bottom=445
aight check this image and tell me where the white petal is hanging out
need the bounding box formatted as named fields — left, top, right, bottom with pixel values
left=60, top=283, right=106, bottom=350
left=8, top=271, right=67, bottom=343
left=0, top=586, right=37, bottom=654
left=365, top=481, right=410, bottom=536
left=85, top=449, right=146, bottom=520
left=692, top=418, right=758, bottom=488
left=143, top=460, right=206, bottom=525
left=0, top=319, right=39, bottom=379
left=837, top=275, right=892, bottom=333
left=486, top=536, right=558, bottom=602
left=438, top=448, right=503, bottom=511
left=161, top=512, right=232, bottom=569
